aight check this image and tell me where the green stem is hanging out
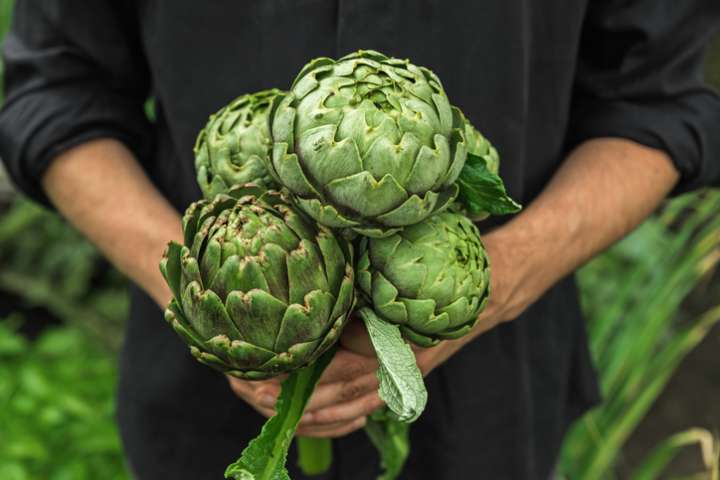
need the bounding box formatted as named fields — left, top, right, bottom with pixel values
left=297, top=437, right=332, bottom=476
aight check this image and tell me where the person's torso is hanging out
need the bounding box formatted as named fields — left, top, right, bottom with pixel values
left=133, top=0, right=588, bottom=213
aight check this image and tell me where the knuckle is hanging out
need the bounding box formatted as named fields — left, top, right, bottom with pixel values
left=346, top=360, right=368, bottom=378
left=314, top=408, right=343, bottom=425
left=339, top=380, right=365, bottom=402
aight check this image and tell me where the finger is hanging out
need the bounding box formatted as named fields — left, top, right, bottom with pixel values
left=227, top=377, right=279, bottom=413
left=304, top=372, right=379, bottom=413
left=301, top=392, right=383, bottom=427
left=258, top=374, right=285, bottom=385
left=251, top=405, right=277, bottom=419
left=317, top=350, right=379, bottom=385
left=296, top=416, right=367, bottom=439
left=227, top=377, right=257, bottom=399
left=253, top=384, right=281, bottom=409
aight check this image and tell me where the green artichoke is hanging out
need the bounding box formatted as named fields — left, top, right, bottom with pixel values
left=269, top=50, right=469, bottom=238
left=463, top=119, right=499, bottom=175
left=195, top=89, right=282, bottom=198
left=357, top=211, right=490, bottom=347
left=160, top=184, right=355, bottom=379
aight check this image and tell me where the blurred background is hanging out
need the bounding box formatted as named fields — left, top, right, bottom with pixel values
left=0, top=2, right=718, bottom=478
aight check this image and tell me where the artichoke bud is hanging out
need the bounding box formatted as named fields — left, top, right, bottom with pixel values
left=462, top=114, right=499, bottom=176
left=161, top=184, right=355, bottom=379
left=268, top=50, right=470, bottom=238
left=357, top=211, right=490, bottom=347
left=194, top=89, right=284, bottom=198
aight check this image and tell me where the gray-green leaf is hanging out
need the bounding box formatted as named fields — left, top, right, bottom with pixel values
left=359, top=307, right=427, bottom=423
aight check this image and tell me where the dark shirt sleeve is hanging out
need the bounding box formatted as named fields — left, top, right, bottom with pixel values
left=0, top=1, right=153, bottom=206
left=567, top=0, right=720, bottom=193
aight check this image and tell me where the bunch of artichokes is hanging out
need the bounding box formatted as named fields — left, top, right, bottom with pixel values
left=161, top=50, right=518, bottom=480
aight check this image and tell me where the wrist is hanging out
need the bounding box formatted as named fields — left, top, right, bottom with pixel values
left=481, top=225, right=537, bottom=323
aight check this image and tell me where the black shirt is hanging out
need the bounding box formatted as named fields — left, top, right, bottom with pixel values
left=1, top=1, right=719, bottom=478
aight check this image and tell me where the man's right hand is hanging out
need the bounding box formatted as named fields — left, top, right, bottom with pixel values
left=226, top=343, right=382, bottom=439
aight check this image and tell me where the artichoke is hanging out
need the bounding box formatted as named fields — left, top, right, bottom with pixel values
left=357, top=211, right=489, bottom=347
left=463, top=119, right=499, bottom=175
left=195, top=89, right=282, bottom=198
left=160, top=184, right=355, bottom=379
left=269, top=50, right=469, bottom=238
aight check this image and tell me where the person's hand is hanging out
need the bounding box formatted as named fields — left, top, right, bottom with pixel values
left=295, top=344, right=382, bottom=438
left=226, top=375, right=284, bottom=420
left=227, top=227, right=528, bottom=438
left=226, top=326, right=383, bottom=438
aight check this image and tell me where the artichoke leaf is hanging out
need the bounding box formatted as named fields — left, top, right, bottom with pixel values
left=371, top=273, right=408, bottom=324
left=399, top=326, right=437, bottom=348
left=295, top=197, right=360, bottom=229
left=441, top=127, right=468, bottom=187
left=374, top=187, right=452, bottom=228
left=403, top=137, right=450, bottom=194
left=275, top=291, right=333, bottom=352
left=160, top=242, right=183, bottom=302
left=314, top=231, right=346, bottom=295
left=359, top=307, right=427, bottom=423
left=287, top=240, right=330, bottom=304
left=296, top=126, right=363, bottom=186
left=365, top=409, right=410, bottom=480
left=164, top=300, right=204, bottom=350
left=225, top=289, right=285, bottom=351
left=325, top=171, right=408, bottom=218
left=399, top=298, right=444, bottom=334
left=457, top=152, right=521, bottom=216
left=271, top=143, right=320, bottom=198
left=327, top=273, right=356, bottom=322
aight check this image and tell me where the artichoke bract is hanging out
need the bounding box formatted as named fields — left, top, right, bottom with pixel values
left=195, top=89, right=282, bottom=198
left=357, top=211, right=490, bottom=347
left=463, top=119, right=499, bottom=176
left=269, top=50, right=468, bottom=238
left=161, top=185, right=355, bottom=379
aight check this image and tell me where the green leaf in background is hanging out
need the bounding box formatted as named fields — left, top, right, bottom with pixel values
left=630, top=428, right=718, bottom=480
left=557, top=190, right=720, bottom=479
left=0, top=320, right=128, bottom=480
left=457, top=153, right=521, bottom=216
left=0, top=197, right=129, bottom=351
left=225, top=348, right=336, bottom=480
left=359, top=307, right=427, bottom=423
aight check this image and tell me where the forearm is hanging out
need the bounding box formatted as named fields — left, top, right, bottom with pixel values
left=485, top=138, right=678, bottom=321
left=42, top=138, right=183, bottom=308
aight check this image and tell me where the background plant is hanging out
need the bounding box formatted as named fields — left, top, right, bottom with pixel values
left=557, top=190, right=720, bottom=479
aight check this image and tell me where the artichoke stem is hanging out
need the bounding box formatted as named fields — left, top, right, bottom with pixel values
left=296, top=436, right=332, bottom=476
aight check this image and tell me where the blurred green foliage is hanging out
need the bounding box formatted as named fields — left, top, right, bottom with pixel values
left=0, top=198, right=129, bottom=350
left=558, top=190, right=720, bottom=479
left=0, top=316, right=128, bottom=480
left=0, top=5, right=128, bottom=478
